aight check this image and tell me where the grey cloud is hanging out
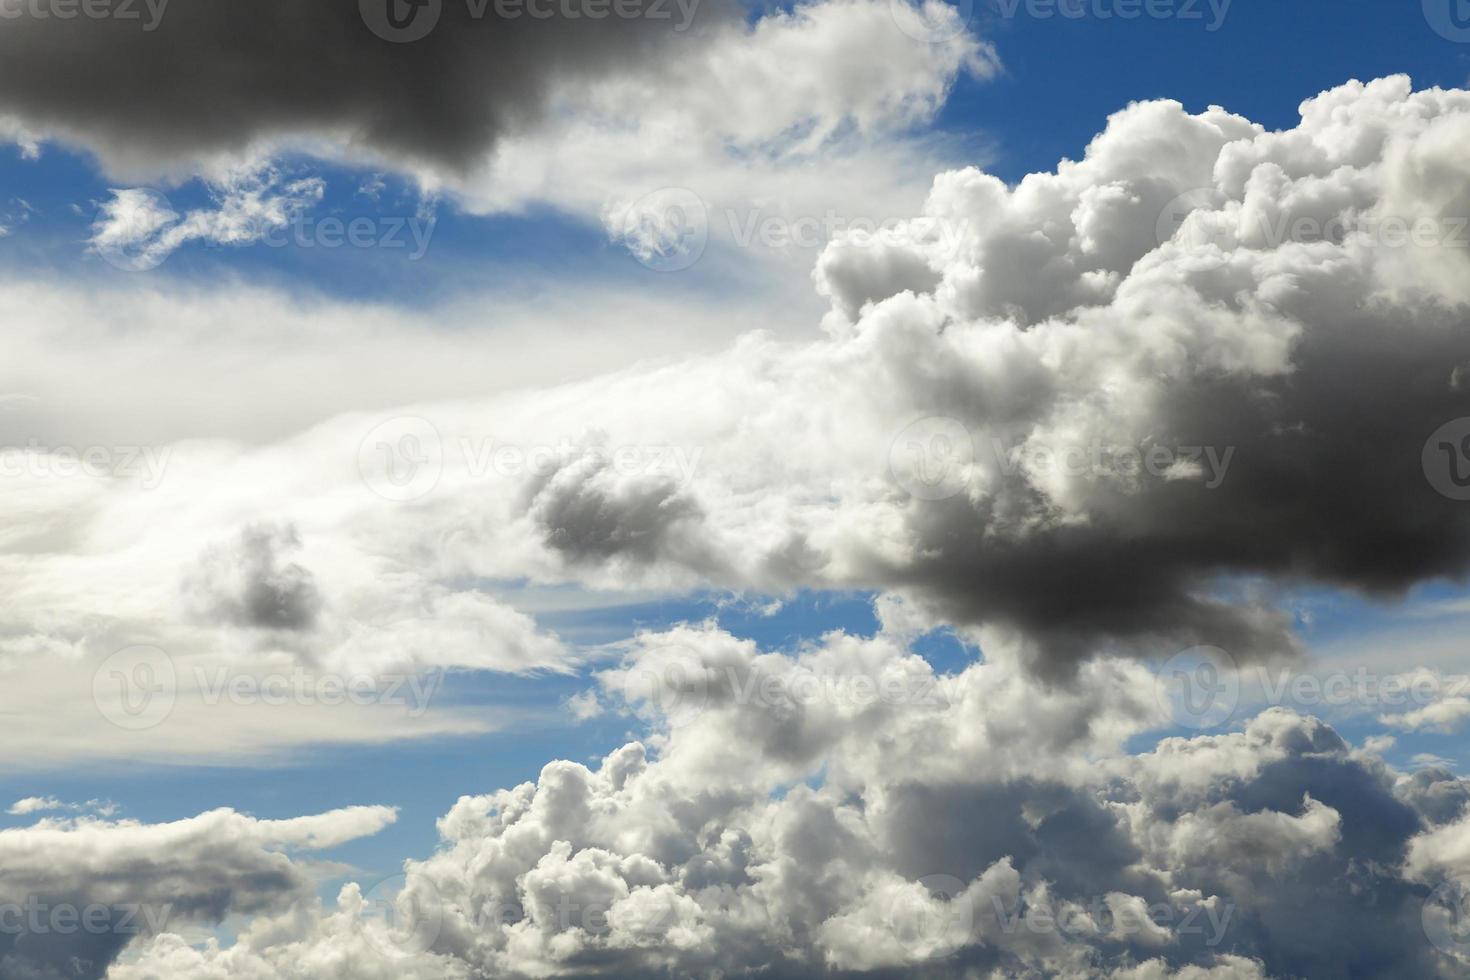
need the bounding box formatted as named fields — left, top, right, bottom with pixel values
left=0, top=806, right=394, bottom=980
left=114, top=621, right=1470, bottom=978
left=0, top=0, right=732, bottom=177
left=183, top=522, right=322, bottom=631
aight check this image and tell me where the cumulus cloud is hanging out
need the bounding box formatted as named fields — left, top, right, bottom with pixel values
left=250, top=74, right=1470, bottom=675
left=91, top=608, right=1470, bottom=977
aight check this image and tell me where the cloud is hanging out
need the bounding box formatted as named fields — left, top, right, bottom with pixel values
left=183, top=523, right=324, bottom=633
left=6, top=797, right=116, bottom=817
left=88, top=166, right=325, bottom=270
left=95, top=607, right=1470, bottom=976
left=0, top=0, right=737, bottom=179
left=6, top=77, right=1470, bottom=761
left=0, top=805, right=395, bottom=979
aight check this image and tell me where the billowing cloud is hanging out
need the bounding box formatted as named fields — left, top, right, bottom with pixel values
left=92, top=608, right=1470, bottom=977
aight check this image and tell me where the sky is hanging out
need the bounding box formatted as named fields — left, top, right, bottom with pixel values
left=4, top=1, right=1470, bottom=978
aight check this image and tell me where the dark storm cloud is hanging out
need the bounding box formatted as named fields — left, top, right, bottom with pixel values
left=0, top=0, right=729, bottom=176
left=884, top=302, right=1470, bottom=676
